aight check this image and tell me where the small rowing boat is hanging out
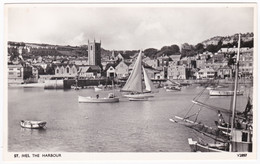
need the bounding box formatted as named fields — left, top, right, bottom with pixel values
left=20, top=120, right=47, bottom=129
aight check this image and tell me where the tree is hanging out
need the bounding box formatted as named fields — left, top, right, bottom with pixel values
left=241, top=40, right=253, bottom=48
left=45, top=64, right=55, bottom=75
left=206, top=44, right=218, bottom=53
left=181, top=43, right=196, bottom=57
left=195, top=43, right=204, bottom=54
left=159, top=44, right=180, bottom=56
left=144, top=48, right=158, bottom=58
left=206, top=40, right=222, bottom=53
left=227, top=52, right=236, bottom=66
left=169, top=44, right=180, bottom=54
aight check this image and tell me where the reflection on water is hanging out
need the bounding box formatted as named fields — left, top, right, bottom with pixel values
left=8, top=85, right=252, bottom=152
left=20, top=127, right=47, bottom=133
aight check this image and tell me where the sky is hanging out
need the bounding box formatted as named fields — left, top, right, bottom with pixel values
left=7, top=4, right=255, bottom=50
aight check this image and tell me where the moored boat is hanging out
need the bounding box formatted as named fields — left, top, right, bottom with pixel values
left=94, top=84, right=105, bottom=92
left=188, top=138, right=228, bottom=152
left=71, top=85, right=80, bottom=90
left=78, top=93, right=119, bottom=103
left=20, top=120, right=47, bottom=129
left=165, top=85, right=181, bottom=92
left=209, top=90, right=243, bottom=96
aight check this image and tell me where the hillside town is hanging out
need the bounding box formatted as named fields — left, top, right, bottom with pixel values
left=6, top=4, right=256, bottom=156
left=7, top=33, right=254, bottom=86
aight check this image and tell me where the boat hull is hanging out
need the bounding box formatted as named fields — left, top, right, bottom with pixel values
left=166, top=88, right=181, bottom=92
left=129, top=97, right=148, bottom=101
left=20, top=120, right=47, bottom=129
left=94, top=86, right=104, bottom=92
left=188, top=138, right=227, bottom=152
left=209, top=90, right=243, bottom=96
left=165, top=85, right=181, bottom=92
left=78, top=96, right=119, bottom=103
left=124, top=93, right=154, bottom=99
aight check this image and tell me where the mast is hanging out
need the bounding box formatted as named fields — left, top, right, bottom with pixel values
left=229, top=34, right=241, bottom=152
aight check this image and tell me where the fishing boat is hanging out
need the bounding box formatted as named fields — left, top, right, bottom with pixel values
left=71, top=84, right=80, bottom=90
left=209, top=90, right=243, bottom=96
left=206, top=83, right=228, bottom=90
left=79, top=79, right=119, bottom=103
left=78, top=93, right=119, bottom=103
left=165, top=85, right=181, bottom=92
left=20, top=120, right=47, bottom=129
left=171, top=34, right=253, bottom=152
left=121, top=50, right=157, bottom=101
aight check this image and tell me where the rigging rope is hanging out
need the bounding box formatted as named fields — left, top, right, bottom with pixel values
left=183, top=87, right=207, bottom=119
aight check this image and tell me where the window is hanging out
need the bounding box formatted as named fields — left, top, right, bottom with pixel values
left=242, top=132, right=248, bottom=142
left=56, top=69, right=59, bottom=74
left=90, top=46, right=92, bottom=50
left=67, top=67, right=70, bottom=73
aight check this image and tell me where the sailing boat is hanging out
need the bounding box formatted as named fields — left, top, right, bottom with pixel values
left=121, top=50, right=157, bottom=101
left=171, top=34, right=253, bottom=152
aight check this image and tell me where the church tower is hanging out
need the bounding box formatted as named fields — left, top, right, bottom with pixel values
left=87, top=39, right=101, bottom=67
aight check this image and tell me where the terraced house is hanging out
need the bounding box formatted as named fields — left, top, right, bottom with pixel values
left=8, top=64, right=32, bottom=83
left=54, top=64, right=78, bottom=77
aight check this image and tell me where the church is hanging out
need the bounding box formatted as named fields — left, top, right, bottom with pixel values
left=87, top=39, right=102, bottom=68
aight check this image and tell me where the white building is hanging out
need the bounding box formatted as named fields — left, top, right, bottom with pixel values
left=115, top=61, right=130, bottom=78
left=196, top=68, right=216, bottom=79
left=106, top=66, right=116, bottom=78
left=168, top=63, right=187, bottom=79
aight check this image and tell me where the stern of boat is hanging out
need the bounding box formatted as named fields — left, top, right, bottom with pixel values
left=188, top=138, right=198, bottom=152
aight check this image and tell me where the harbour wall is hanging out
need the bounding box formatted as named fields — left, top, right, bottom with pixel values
left=44, top=79, right=64, bottom=89
left=43, top=78, right=253, bottom=89
left=44, top=78, right=116, bottom=89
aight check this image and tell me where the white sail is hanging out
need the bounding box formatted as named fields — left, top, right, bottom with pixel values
left=121, top=51, right=143, bottom=93
left=142, top=66, right=157, bottom=92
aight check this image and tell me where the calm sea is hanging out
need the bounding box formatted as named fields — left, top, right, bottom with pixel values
left=7, top=85, right=251, bottom=152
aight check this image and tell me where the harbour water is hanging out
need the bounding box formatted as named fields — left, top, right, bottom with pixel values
left=8, top=85, right=252, bottom=152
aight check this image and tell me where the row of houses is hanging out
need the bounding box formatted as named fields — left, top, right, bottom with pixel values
left=8, top=64, right=38, bottom=83
left=8, top=46, right=253, bottom=83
